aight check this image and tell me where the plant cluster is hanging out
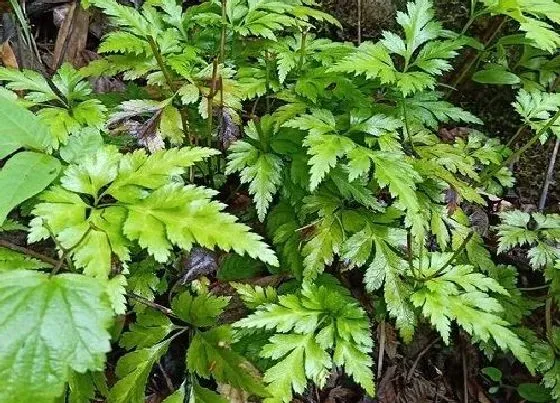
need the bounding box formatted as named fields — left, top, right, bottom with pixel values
left=1, top=0, right=560, bottom=401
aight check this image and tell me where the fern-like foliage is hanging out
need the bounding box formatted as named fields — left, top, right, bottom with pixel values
left=410, top=252, right=532, bottom=367
left=331, top=0, right=466, bottom=95
left=235, top=276, right=374, bottom=402
left=0, top=63, right=106, bottom=147
left=497, top=211, right=560, bottom=269
left=28, top=146, right=278, bottom=278
left=513, top=89, right=560, bottom=143
left=479, top=0, right=560, bottom=52
left=226, top=116, right=284, bottom=221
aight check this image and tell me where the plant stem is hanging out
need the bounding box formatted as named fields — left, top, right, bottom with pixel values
left=505, top=110, right=560, bottom=167
left=147, top=35, right=190, bottom=143
left=401, top=95, right=416, bottom=154
left=0, top=239, right=60, bottom=267
left=546, top=297, right=553, bottom=341
left=377, top=320, right=385, bottom=379
left=451, top=16, right=507, bottom=89
left=431, top=232, right=474, bottom=278
left=219, top=0, right=227, bottom=63
left=265, top=50, right=271, bottom=113
left=357, top=0, right=362, bottom=45
left=298, top=29, right=308, bottom=71
left=538, top=137, right=560, bottom=212
left=128, top=293, right=177, bottom=318
left=505, top=125, right=526, bottom=149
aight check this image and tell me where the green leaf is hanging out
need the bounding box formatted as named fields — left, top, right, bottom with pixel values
left=0, top=97, right=53, bottom=158
left=191, top=380, right=228, bottom=403
left=472, top=69, right=521, bottom=85
left=107, top=274, right=128, bottom=315
left=122, top=183, right=278, bottom=266
left=0, top=270, right=113, bottom=403
left=187, top=326, right=269, bottom=397
left=517, top=383, right=552, bottom=402
left=109, top=339, right=172, bottom=403
left=172, top=290, right=230, bottom=327
left=481, top=367, right=503, bottom=382
left=120, top=309, right=176, bottom=350
left=0, top=247, right=51, bottom=271
left=0, top=152, right=61, bottom=225
left=233, top=283, right=278, bottom=309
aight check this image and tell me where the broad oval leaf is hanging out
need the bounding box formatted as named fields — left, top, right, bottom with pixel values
left=472, top=69, right=520, bottom=85
left=0, top=151, right=61, bottom=225
left=0, top=270, right=113, bottom=403
left=0, top=97, right=52, bottom=158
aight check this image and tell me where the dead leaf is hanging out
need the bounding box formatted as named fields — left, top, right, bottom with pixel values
left=1, top=41, right=18, bottom=68
left=181, top=247, right=218, bottom=284
left=217, top=384, right=250, bottom=403
left=218, top=108, right=240, bottom=150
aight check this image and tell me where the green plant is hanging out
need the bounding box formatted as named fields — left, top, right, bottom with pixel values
left=1, top=0, right=560, bottom=401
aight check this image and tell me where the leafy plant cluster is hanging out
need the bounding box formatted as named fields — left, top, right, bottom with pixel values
left=1, top=0, right=560, bottom=401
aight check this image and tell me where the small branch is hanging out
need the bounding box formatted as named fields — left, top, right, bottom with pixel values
left=505, top=125, right=526, bottom=149
left=298, top=29, right=308, bottom=71
left=357, top=0, right=362, bottom=45
left=407, top=337, right=440, bottom=381
left=538, top=137, right=560, bottom=212
left=158, top=361, right=175, bottom=393
left=219, top=0, right=228, bottom=63
left=430, top=232, right=474, bottom=278
left=462, top=348, right=469, bottom=403
left=505, top=110, right=560, bottom=167
left=148, top=36, right=177, bottom=92
left=519, top=284, right=549, bottom=291
left=0, top=239, right=60, bottom=267
left=377, top=320, right=386, bottom=380
left=546, top=298, right=553, bottom=342
left=128, top=293, right=177, bottom=318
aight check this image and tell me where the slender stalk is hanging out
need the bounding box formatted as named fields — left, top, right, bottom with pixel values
left=265, top=51, right=271, bottom=113
left=430, top=232, right=474, bottom=278
left=401, top=95, right=416, bottom=154
left=505, top=110, right=560, bottom=167
left=0, top=239, right=60, bottom=267
left=298, top=29, right=308, bottom=71
left=128, top=293, right=177, bottom=318
left=451, top=16, right=507, bottom=89
left=147, top=36, right=190, bottom=142
left=219, top=0, right=227, bottom=63
left=377, top=321, right=386, bottom=379
left=357, top=0, right=362, bottom=44
left=538, top=137, right=560, bottom=212
left=505, top=124, right=526, bottom=149
left=546, top=297, right=553, bottom=341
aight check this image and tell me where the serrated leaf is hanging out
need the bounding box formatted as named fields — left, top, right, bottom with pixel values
left=0, top=270, right=113, bottom=403
left=187, top=326, right=269, bottom=397
left=0, top=247, right=50, bottom=271
left=172, top=290, right=230, bottom=327
left=0, top=152, right=61, bottom=225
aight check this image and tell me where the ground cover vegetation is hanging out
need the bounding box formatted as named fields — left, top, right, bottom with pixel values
left=1, top=0, right=560, bottom=401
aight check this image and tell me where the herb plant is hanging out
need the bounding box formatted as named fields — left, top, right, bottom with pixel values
left=1, top=0, right=560, bottom=401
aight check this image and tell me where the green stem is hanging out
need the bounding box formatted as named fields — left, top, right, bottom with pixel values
left=505, top=110, right=560, bottom=167
left=429, top=232, right=473, bottom=279
left=219, top=0, right=227, bottom=63
left=505, top=124, right=526, bottom=149
left=451, top=15, right=507, bottom=89
left=0, top=239, right=60, bottom=267
left=298, top=29, right=307, bottom=71
left=401, top=95, right=416, bottom=153
left=147, top=35, right=190, bottom=142
left=265, top=51, right=271, bottom=113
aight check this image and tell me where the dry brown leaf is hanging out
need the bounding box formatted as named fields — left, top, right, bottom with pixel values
left=217, top=383, right=250, bottom=403
left=1, top=41, right=18, bottom=68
